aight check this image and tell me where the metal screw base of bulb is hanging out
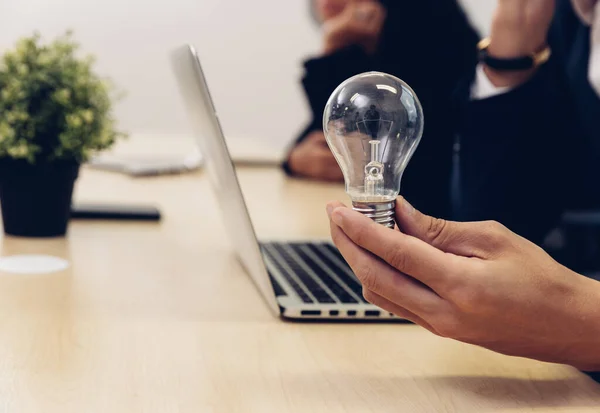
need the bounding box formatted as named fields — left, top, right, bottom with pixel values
left=352, top=201, right=396, bottom=229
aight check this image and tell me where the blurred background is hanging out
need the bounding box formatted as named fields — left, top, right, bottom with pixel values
left=0, top=0, right=495, bottom=154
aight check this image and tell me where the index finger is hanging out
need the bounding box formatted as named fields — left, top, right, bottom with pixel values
left=330, top=206, right=461, bottom=292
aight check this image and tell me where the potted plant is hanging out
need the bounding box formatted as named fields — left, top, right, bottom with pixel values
left=0, top=32, right=124, bottom=237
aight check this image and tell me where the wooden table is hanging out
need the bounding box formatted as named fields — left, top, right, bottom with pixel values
left=0, top=166, right=599, bottom=412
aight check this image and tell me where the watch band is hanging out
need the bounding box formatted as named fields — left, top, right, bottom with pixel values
left=477, top=38, right=552, bottom=72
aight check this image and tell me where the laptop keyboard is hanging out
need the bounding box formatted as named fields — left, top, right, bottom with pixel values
left=263, top=245, right=313, bottom=303
left=261, top=242, right=366, bottom=304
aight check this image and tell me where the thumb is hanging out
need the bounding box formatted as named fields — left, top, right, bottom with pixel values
left=395, top=197, right=493, bottom=258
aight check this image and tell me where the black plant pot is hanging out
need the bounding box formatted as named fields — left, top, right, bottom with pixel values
left=0, top=160, right=80, bottom=237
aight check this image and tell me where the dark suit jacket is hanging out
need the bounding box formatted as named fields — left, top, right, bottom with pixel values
left=284, top=0, right=480, bottom=219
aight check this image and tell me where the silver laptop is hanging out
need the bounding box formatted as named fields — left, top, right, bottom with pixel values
left=171, top=44, right=399, bottom=321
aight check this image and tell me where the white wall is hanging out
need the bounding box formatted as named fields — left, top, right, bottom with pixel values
left=0, top=0, right=496, bottom=152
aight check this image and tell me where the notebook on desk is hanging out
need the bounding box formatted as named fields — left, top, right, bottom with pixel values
left=88, top=138, right=283, bottom=177
left=171, top=44, right=401, bottom=321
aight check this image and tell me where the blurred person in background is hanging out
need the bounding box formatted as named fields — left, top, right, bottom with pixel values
left=327, top=0, right=600, bottom=380
left=283, top=0, right=480, bottom=219
left=456, top=0, right=600, bottom=272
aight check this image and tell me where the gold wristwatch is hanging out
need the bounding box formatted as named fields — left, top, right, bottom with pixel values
left=477, top=38, right=552, bottom=71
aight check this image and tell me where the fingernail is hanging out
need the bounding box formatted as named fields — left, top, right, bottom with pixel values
left=326, top=204, right=334, bottom=217
left=331, top=209, right=344, bottom=226
left=401, top=198, right=415, bottom=215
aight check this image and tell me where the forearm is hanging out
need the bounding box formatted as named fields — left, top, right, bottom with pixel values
left=289, top=47, right=371, bottom=177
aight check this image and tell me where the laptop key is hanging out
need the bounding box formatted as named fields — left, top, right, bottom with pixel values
left=267, top=271, right=286, bottom=297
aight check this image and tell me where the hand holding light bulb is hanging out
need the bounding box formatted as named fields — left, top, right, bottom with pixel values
left=326, top=198, right=600, bottom=371
left=323, top=72, right=424, bottom=228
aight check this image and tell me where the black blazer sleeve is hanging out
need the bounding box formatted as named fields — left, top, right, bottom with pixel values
left=455, top=62, right=572, bottom=243
left=286, top=46, right=375, bottom=150
left=281, top=46, right=375, bottom=174
left=283, top=0, right=480, bottom=175
left=301, top=45, right=375, bottom=133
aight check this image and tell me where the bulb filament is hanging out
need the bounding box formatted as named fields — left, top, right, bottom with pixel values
left=365, top=140, right=384, bottom=197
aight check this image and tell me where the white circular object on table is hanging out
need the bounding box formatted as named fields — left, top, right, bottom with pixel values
left=0, top=255, right=70, bottom=274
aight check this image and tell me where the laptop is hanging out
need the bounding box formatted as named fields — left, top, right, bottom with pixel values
left=171, top=44, right=399, bottom=321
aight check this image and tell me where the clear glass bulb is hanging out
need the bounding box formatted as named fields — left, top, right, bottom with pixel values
left=323, top=72, right=424, bottom=228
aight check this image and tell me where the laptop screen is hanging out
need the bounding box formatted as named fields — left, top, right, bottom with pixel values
left=170, top=45, right=280, bottom=315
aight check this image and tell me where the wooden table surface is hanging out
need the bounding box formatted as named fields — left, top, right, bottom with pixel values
left=0, top=166, right=599, bottom=413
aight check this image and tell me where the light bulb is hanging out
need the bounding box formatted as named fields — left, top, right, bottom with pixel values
left=323, top=72, right=424, bottom=228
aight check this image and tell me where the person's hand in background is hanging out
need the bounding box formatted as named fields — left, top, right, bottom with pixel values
left=485, top=0, right=556, bottom=87
left=287, top=131, right=344, bottom=182
left=321, top=0, right=386, bottom=55
left=327, top=198, right=600, bottom=370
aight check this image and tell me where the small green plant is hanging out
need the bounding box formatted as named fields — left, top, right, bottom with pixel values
left=0, top=32, right=125, bottom=164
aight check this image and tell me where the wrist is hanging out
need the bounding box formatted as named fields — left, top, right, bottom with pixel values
left=479, top=35, right=549, bottom=88
left=323, top=39, right=343, bottom=55
left=323, top=32, right=353, bottom=55
left=565, top=276, right=600, bottom=371
left=486, top=3, right=552, bottom=87
left=323, top=39, right=374, bottom=56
